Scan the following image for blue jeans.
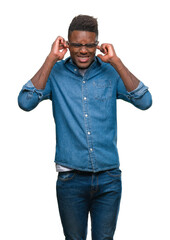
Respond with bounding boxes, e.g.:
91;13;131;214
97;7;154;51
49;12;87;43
56;168;122;240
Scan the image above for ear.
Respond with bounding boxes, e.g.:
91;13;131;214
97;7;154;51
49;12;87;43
66;41;69;47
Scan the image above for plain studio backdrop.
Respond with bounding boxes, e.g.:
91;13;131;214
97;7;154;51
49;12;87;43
0;0;169;239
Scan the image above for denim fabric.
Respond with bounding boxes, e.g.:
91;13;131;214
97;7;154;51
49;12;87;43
18;56;152;172
57;167;122;240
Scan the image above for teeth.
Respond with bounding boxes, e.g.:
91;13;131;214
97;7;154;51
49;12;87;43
78;57;89;63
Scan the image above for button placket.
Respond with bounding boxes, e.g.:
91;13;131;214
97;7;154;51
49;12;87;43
81;76;96;171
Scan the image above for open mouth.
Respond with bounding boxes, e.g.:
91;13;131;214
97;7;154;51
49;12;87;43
77;56;90;63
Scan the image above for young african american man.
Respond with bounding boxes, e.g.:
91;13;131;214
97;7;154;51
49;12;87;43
18;15;152;240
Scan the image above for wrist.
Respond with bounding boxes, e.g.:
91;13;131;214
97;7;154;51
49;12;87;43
47;53;60;64
110;57;124;71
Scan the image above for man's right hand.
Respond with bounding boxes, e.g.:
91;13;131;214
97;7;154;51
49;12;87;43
48;36;69;62
30;36;68;90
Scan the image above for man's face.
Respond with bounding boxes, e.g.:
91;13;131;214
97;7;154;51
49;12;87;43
68;31;98;69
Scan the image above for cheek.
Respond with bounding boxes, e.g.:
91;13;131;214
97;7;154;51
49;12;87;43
69;49;96;59
69;48;78;55
89;51;97;59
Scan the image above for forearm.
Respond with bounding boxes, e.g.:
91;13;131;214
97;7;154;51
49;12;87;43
18;36;68;111
110;57;140;92
31;54;57;89
31;36;68;89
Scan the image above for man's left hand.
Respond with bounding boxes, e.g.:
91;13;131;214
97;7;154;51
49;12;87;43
97;43;119;64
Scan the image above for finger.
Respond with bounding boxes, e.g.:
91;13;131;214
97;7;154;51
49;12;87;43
106;44;114;52
65;41;69;48
97;54;105;61
61;38;66;46
59;45;64;50
60;38;69;49
105;44;116;57
97;46;103;53
56;36;65;46
55;36;63;46
52;37;61;50
100;44;108;54
57;36;65;41
63;40;69;48
97;45;105;54
102;45;109;54
60;48;68;57
59;43;69;50
59;37;64;45
59;37;68;49
103;43;114;53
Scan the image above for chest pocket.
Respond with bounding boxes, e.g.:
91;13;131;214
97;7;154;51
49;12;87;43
93;80;112;101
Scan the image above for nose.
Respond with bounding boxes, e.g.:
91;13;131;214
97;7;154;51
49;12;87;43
79;46;88;54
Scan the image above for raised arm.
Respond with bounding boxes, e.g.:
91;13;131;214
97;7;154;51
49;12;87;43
97;43;152;110
31;36;68;89
18;36;68;111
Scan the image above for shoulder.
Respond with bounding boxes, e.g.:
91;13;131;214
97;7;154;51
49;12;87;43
50;58;66;75
96;57;119;78
53;58;65;68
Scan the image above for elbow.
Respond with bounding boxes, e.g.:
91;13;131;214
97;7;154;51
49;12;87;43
18;100;35;112
139;97;152;110
132;91;152;110
18;91;39;111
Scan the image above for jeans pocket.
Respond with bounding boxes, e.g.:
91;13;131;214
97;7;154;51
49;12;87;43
58;171;76;181
106;168;122;178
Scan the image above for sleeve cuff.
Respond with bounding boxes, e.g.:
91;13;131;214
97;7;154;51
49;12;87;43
127;81;149;99
24;79;35;88
22;80;43;100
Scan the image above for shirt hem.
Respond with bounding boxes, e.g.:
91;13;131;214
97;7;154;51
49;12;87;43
54;160;120;173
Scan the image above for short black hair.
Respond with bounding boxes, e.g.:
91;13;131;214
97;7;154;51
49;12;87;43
68;15;98;40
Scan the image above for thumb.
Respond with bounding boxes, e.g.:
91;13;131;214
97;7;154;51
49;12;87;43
59;48;68;60
62;48;68;56
97;54;105;61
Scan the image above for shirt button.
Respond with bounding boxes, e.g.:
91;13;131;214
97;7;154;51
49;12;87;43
84;97;87;100
87;131;91;135
90;148;93;152
85;114;88;117
83;81;86;83
74;69;77;71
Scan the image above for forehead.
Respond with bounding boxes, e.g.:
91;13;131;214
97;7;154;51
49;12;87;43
69;31;96;42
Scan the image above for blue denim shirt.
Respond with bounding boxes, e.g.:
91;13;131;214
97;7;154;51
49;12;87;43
18;56;152;172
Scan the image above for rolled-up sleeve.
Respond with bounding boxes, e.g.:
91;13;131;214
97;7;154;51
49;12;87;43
117;78;152;110
18;78;52;111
